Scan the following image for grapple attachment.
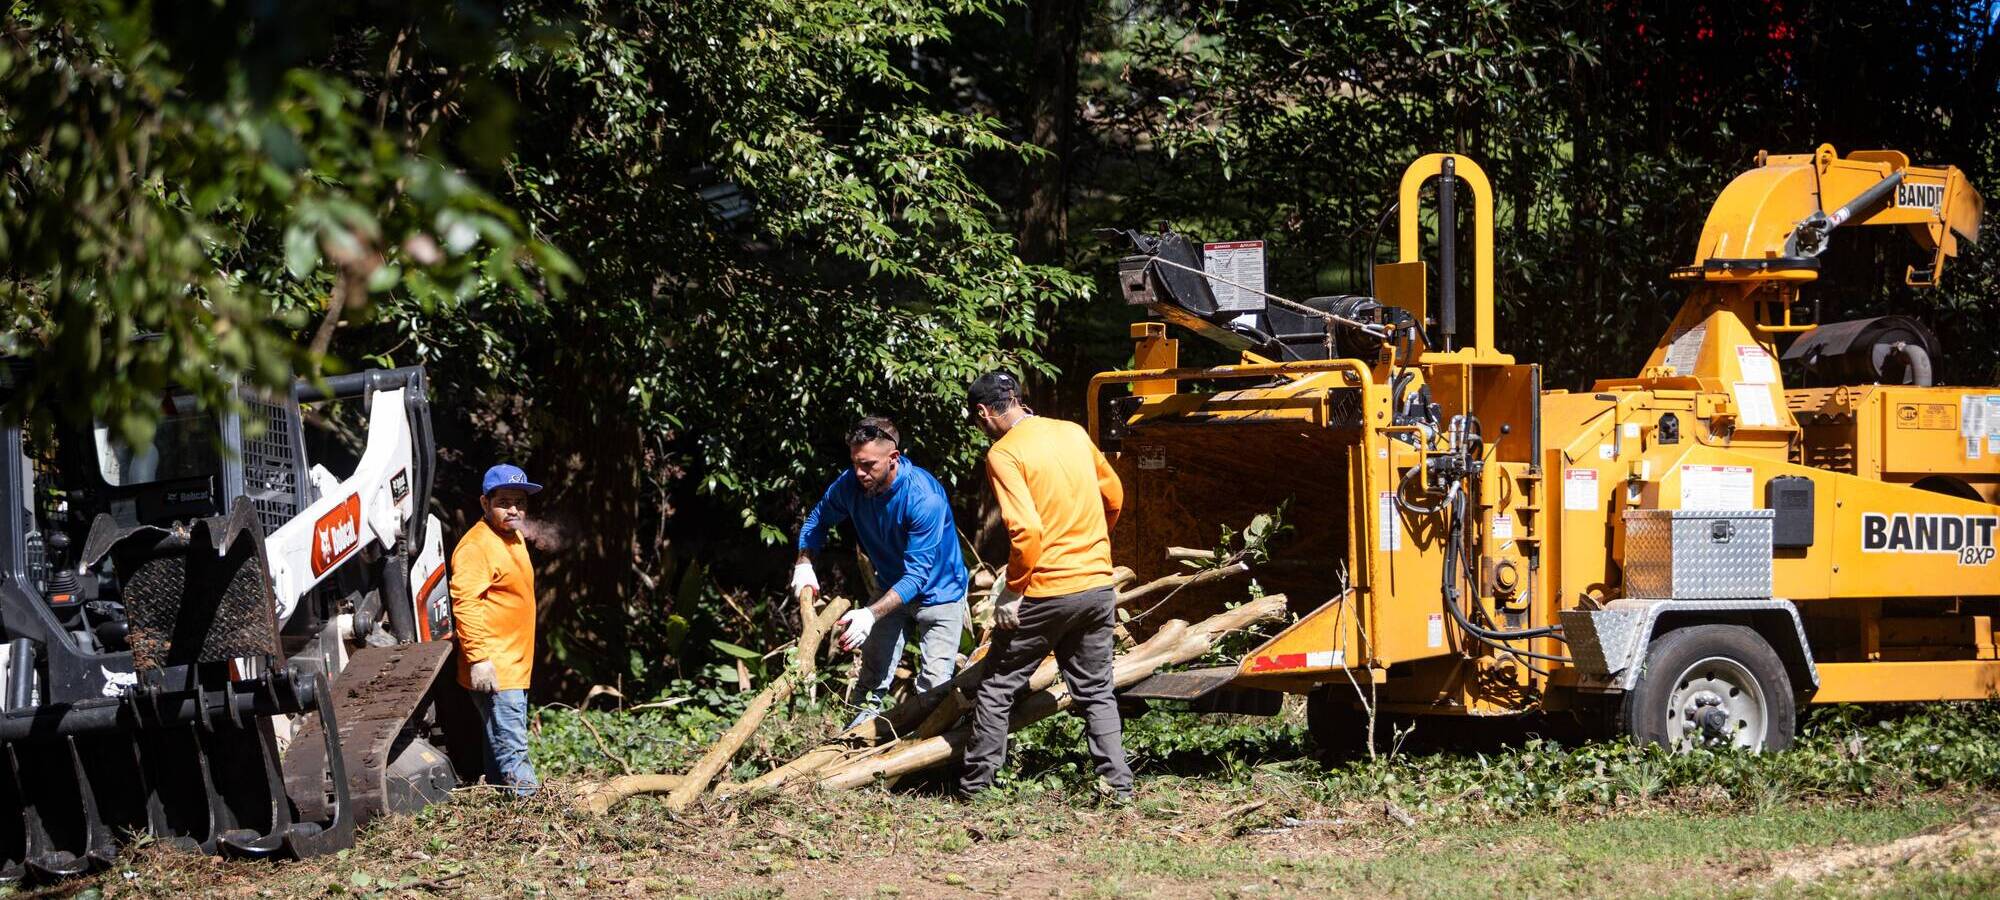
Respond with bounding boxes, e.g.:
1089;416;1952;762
0;499;355;883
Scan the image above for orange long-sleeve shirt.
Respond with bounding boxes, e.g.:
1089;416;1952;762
986;416;1123;598
451;519;537;691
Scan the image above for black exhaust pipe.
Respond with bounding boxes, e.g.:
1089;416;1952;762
1439;156;1458;353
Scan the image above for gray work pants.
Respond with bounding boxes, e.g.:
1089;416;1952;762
958;584;1131;795
847;599;966;729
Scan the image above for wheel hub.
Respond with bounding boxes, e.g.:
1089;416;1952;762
1695;704;1732;738
1664;656;1769;751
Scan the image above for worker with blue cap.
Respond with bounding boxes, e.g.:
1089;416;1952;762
450;463;544;796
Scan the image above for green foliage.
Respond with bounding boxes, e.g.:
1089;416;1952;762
403;0;1093;696
1004;706;1306;789
531;700;735;778
530;687;848;781
0;2;570;445
998;702;2000;821
1071;0;2000;391
1188;501;1292;575
483;0;1091;537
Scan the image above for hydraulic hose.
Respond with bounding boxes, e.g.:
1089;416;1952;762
1393;411;1568;658
1394;462;1452;516
1440;490;1565;644
1435;462;1572;663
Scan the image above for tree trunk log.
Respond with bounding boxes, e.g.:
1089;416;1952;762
730;570;1206;798
813;595;1285;791
1015;0;1085;265
657;595;850;811
723;647;985;798
579;774;684;815
795;586;822;702
1117;561;1249;608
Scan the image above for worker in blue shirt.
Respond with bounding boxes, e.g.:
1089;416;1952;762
794;416;970;727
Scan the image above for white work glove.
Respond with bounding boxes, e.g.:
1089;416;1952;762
993;586;1024;631
791;561;819;595
469;660;499;693
835;607;877;653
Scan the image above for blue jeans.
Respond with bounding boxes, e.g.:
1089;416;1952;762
470;689;540;797
847;600;966;730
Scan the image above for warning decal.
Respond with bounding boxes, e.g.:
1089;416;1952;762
1965;395;1989;460
1734;382;1780;427
1664;323;1706;377
1735;345;1777;384
1564;468;1599;512
1202;240;1267;312
1377;491;1402;551
1680;464;1754;511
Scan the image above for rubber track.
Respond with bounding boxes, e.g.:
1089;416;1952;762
282;642;454;824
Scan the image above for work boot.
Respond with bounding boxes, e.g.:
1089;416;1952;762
1092;776;1133;806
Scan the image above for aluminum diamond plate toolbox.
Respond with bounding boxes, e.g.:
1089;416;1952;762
1624;509;1774;599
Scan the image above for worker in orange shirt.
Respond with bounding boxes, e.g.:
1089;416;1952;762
958;371;1132;801
451;463;542;797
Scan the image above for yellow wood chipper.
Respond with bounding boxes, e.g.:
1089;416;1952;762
1102;145;1997;752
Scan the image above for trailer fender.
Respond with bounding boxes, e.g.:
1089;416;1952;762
1561;599;1817;693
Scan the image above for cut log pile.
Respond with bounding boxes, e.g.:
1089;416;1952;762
577;561;1274;815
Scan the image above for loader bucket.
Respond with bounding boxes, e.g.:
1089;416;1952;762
0;499;353;882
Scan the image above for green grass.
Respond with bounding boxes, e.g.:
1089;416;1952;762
1085;799;1982;897
28;778;2000;898
1358;803;1964;897
1784;865;2000;899
26;702;2000;897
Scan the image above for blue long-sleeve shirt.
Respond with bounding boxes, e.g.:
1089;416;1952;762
798;459;968;608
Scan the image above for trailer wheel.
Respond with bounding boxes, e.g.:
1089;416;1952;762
1620;624;1795;752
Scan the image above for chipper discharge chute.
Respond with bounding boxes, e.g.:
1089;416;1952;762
2;365;475;881
1100;147;1998;755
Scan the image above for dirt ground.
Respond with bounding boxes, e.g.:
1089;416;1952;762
20;779;2000;899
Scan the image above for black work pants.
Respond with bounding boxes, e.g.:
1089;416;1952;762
958;584;1131;795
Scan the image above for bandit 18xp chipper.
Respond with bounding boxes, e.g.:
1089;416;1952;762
1100;146;1996;753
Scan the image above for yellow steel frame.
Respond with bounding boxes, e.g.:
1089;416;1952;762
1395;154;1512;365
1817;662;2000;703
1093;146;1999;719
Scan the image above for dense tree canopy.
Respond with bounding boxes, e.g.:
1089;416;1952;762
0;1;570;444
6;0;1999;698
1042;0;2000;397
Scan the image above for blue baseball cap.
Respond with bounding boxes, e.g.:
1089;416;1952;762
482;463;543;496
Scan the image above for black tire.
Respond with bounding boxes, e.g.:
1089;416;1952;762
1620;624;1795;752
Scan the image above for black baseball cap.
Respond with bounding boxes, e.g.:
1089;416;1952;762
966;370;1022;408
